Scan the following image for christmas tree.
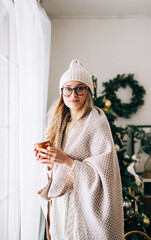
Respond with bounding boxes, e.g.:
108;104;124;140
92;75;150;239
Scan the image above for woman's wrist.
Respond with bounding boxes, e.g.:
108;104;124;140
65;157;74;169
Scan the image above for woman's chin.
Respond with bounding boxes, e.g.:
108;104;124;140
68;103;82;110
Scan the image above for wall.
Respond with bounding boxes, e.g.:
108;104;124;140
48;18;151;127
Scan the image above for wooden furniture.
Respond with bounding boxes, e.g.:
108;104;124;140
142;178;151;237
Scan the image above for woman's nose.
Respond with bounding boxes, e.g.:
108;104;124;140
71;89;78;97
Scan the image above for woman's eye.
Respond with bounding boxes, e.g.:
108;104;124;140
77;87;84;91
65;87;71;91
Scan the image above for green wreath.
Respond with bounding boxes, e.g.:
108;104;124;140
102;74;146;118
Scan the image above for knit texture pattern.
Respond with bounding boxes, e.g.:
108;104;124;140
38;107;124;240
49;191;77;240
66;192;75;239
49;127;78;240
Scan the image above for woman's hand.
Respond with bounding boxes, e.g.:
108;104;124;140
34;147;54;170
37;146;74;169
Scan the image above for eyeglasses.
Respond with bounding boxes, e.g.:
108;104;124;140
61;86;88;96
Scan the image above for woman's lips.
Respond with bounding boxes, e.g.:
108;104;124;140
70;99;80;102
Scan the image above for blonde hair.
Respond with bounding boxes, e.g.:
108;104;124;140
45;90;93;144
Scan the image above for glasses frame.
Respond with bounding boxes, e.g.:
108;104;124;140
61;86;89;96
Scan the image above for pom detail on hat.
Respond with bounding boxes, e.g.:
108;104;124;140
69;59;83;68
59;59;93;94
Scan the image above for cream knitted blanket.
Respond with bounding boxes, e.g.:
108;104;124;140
38;107;124;240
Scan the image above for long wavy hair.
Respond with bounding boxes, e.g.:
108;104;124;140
45;90;93;144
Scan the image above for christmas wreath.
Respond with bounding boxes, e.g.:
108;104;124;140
102;74;146;118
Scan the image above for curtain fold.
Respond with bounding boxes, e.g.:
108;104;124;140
15;1;51;239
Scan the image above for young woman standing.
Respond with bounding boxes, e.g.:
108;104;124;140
36;59;124;240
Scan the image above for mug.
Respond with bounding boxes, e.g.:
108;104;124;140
34;140;53;170
34;140;51;151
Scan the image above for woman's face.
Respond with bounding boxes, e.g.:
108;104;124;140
62;81;88;111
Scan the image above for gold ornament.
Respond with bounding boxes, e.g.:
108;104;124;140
143;215;150;227
102;99;112;113
115;144;120;151
102;107;109;113
105;99;111;107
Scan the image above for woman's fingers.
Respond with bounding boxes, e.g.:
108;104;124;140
38;152;48;158
34;150;38;156
36;147;47;153
36;147;55;154
40;159;54;165
35;145;73;168
34;150;40;160
34;147;55;166
38;151;55;159
35;146;68;165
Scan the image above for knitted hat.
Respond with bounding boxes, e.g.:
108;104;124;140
59;59;93;94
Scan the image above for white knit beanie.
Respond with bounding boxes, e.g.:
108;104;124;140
59;59;93;94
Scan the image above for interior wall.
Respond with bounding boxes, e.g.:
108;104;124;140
48;18;151;127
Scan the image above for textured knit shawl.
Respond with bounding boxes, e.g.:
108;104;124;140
38;107;124;240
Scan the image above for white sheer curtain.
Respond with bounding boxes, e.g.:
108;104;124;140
15;1;51;239
0;0;20;239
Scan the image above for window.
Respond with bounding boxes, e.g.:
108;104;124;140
0;0;20;239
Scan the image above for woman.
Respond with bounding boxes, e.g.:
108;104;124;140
37;59;124;240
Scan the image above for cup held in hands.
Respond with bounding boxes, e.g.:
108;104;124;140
34;140;54;170
34;140;51;151
34;140;52;160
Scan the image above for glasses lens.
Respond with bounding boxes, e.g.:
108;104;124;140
62;86;86;96
75;87;86;96
62;87;72;96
